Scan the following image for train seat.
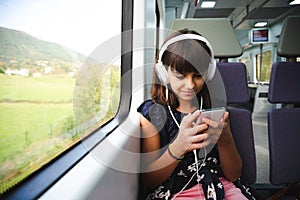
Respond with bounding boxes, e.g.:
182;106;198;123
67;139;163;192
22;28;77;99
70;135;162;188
267;15;300;199
217;62;256;184
267;62;300;199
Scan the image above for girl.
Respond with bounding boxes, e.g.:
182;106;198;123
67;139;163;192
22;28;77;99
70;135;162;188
137;29;254;199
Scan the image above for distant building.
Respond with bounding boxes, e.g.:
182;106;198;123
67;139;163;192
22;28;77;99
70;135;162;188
5;68;29;77
44;67;53;74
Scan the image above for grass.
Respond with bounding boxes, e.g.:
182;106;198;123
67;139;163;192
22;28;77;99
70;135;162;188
0;74;76;194
0;103;73;161
0;74;74;102
0;103;76;193
0;67;120;194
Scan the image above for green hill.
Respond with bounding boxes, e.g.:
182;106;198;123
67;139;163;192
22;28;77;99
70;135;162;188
0;26;86;63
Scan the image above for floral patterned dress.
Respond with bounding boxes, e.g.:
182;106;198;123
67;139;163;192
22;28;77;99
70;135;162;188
137;100;256;200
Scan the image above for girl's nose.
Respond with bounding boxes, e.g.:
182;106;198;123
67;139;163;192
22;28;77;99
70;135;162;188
185;74;195;88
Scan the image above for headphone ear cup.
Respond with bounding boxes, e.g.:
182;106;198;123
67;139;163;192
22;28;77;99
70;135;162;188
206;58;216;81
155;62;169;85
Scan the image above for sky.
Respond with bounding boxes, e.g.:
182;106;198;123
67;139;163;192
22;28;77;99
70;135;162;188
0;0;121;56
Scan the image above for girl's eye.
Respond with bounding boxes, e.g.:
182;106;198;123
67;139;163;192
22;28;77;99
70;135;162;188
176;75;184;79
194;74;202;78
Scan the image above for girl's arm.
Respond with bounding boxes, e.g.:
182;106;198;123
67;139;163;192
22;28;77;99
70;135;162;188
204;112;242;181
140;111;209;188
217;131;242;181
140;115;180;188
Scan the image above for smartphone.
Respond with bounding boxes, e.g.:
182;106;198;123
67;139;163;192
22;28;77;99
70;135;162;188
195;107;226;125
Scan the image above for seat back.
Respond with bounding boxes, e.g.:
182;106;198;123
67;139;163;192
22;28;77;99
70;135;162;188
267;15;300;185
217;62;256;184
268;62;300;185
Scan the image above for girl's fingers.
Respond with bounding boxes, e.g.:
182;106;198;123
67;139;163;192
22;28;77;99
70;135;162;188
202;117;219;128
190;137;211;150
181;110;201;128
192;133;208;143
184;124;208;136
222;111;229;122
196;124;208;134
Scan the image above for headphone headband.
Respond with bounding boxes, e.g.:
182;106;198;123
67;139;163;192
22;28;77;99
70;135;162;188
158;34;215;63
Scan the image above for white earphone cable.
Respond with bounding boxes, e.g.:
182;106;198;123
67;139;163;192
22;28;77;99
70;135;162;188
166;87;206;199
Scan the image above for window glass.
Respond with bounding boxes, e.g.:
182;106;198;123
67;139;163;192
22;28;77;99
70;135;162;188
255;50;272;82
0;0;121;194
239;57;250;81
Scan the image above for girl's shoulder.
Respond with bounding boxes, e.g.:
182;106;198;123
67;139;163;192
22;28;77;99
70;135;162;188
137;99;167;123
137;99;154;112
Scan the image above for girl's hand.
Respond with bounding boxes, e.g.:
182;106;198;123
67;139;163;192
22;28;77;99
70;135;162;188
202;111;230;145
170;110;210;157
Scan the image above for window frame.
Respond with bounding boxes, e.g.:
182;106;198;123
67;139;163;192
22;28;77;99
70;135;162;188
2;0;133;199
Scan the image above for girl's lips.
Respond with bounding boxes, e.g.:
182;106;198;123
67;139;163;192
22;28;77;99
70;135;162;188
181;90;195;95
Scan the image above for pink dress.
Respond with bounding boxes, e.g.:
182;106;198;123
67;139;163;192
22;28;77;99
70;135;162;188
172;178;248;200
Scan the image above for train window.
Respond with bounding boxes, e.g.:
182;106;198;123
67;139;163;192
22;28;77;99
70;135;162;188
239;57;250;81
255;50;272;82
0;0;121;195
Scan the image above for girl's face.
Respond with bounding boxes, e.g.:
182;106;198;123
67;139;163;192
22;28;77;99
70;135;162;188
168;67;205;104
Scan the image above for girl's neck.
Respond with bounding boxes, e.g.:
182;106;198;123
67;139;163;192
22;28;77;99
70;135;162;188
177;101;197;114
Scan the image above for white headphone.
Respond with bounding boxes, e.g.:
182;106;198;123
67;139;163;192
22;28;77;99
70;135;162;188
155;33;216;85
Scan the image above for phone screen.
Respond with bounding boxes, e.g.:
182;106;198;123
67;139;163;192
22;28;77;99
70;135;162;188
195;107;226;125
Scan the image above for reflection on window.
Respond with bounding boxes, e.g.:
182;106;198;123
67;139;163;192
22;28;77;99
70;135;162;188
73;60;121;136
0;0;121;194
239;57;250;81
255;50;272;82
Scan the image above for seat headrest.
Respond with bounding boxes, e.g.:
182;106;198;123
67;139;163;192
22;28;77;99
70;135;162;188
268;62;300;104
217;62;250;104
169;18;242;58
277;16;300;57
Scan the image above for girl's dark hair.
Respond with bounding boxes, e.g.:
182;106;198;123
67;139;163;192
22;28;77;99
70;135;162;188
151;29;212;109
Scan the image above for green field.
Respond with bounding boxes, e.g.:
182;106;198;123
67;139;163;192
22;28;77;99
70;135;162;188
0;64;120;194
0;74;76;194
0;74;74;102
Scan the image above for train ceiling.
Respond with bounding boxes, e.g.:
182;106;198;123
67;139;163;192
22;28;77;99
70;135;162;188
164;0;300;30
